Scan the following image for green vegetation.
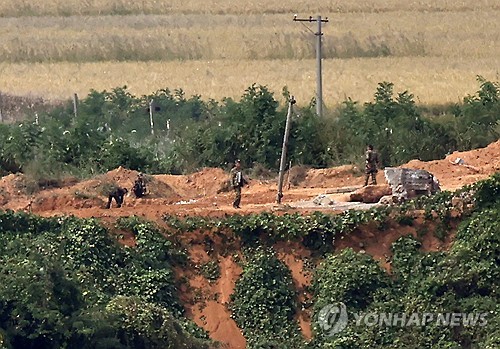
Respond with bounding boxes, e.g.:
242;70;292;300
310;174;500;348
0;213;209;349
1;78;498;184
231;247;303;348
162;208;391;254
0;73;499;347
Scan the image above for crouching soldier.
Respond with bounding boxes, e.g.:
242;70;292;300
106;187;128;209
132;173;147;198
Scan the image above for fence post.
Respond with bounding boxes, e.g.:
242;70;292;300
149;99;155;136
73;93;78;118
0;93;3;122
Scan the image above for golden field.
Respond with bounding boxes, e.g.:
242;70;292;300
1;0;499;16
0;0;499;107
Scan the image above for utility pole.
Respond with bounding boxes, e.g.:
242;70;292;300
276;96;296;204
293;15;329;117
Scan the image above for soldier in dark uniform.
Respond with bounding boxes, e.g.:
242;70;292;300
106;187;128;209
364;144;380;186
229;159;247;209
132;173;147;198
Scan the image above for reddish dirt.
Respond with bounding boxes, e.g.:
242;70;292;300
334;216;457;272
274;241;314;339
404;140;500;191
349;184;392;203
299;165;360;188
1;140;497;217
174;229;246;349
1;140;499;348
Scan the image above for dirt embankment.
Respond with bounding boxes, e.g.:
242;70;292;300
112;214;460;348
173;229;246;349
404;140;500;190
1;140;498;217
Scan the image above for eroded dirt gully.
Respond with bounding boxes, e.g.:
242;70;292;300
118;214;457;349
0;140;498;348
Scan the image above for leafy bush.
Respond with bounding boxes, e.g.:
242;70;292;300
313;248;390;311
470;172;500;209
0;211;208;348
105;296;210;349
231;247;304;348
452;76;500;150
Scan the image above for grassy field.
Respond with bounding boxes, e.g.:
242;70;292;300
1;0;499;16
0;1;499;107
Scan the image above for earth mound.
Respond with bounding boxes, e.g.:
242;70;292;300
72;166;181;202
300;165;361;188
403;140;500;190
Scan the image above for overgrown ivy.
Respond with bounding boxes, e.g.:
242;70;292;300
230;247;304;348
0;173;499;348
0;211;209;349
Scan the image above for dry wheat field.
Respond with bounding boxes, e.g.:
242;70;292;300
0;0;499;107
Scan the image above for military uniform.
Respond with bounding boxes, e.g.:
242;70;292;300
230;162;247;208
364;148;380;186
132;174;147;198
106;187;128;208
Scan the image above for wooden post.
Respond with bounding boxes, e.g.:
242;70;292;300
73;93;78;118
276;96;296;204
149;99;155;136
286;160;292;190
0;93;3;123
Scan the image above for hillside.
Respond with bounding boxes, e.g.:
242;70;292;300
0;140;499;348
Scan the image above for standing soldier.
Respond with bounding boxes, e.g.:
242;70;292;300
230;159;248;209
364;144;380;186
106;186;128;209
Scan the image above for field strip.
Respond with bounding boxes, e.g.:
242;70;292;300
1;0;499;17
1;57;499;106
0;11;498;63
